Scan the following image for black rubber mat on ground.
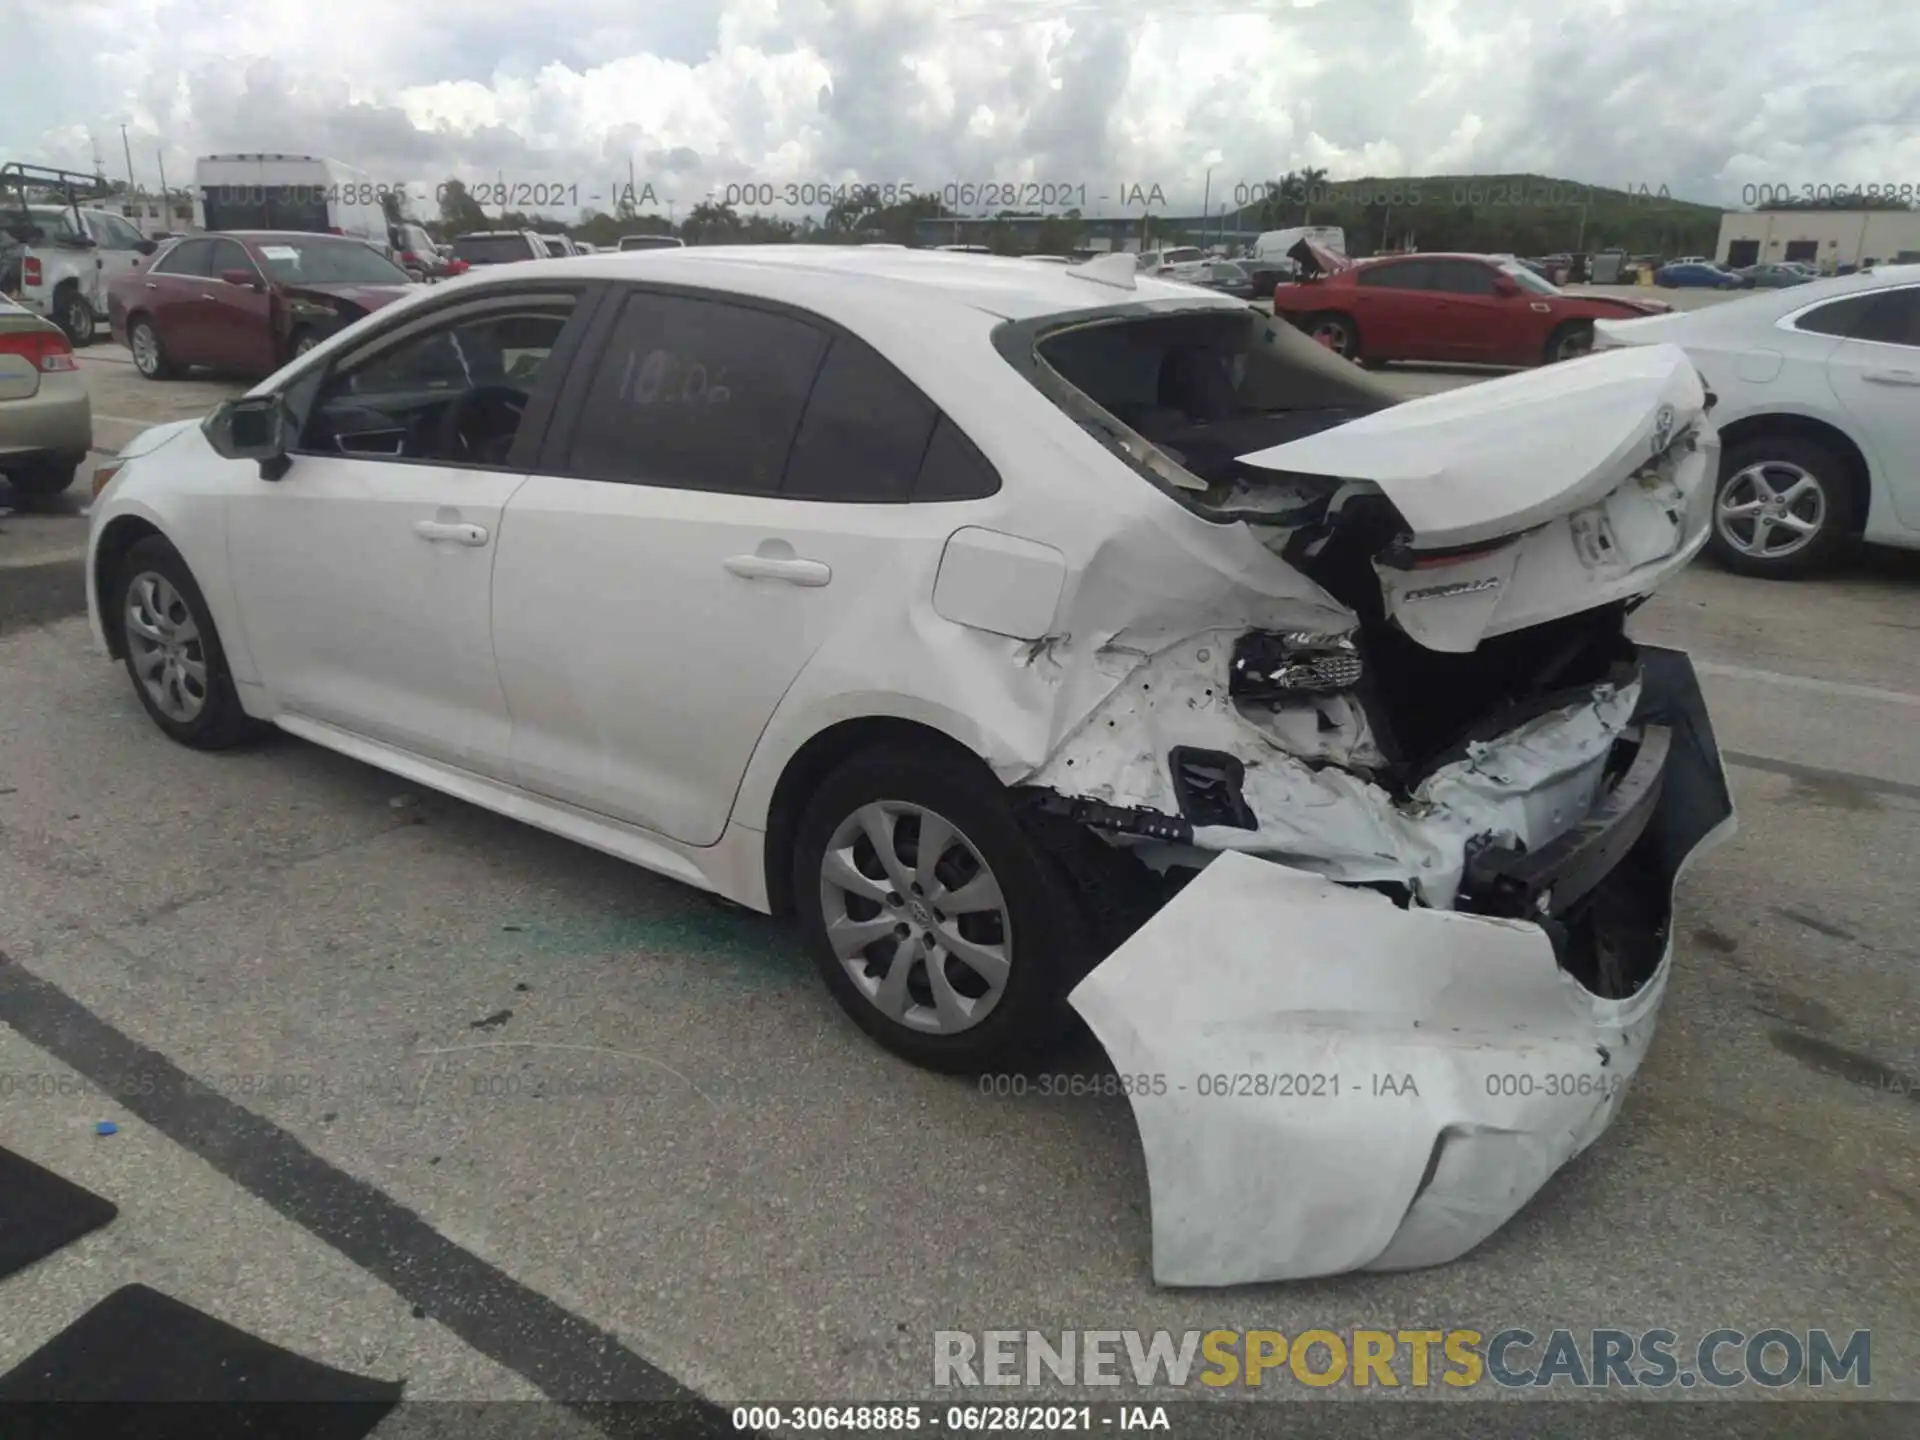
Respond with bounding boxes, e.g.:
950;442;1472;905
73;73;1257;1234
0;1146;118;1281
0;1283;403;1438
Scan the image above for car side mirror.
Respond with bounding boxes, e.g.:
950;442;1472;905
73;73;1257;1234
206;396;293;476
221;268;262;291
1493;275;1521;297
135;239;158;256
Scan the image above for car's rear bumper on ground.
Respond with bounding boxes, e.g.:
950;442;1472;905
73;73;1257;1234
1069;647;1734;1286
0;373;91;464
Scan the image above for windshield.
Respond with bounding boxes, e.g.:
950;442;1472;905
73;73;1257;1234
253;238;409;285
1500;262;1561;296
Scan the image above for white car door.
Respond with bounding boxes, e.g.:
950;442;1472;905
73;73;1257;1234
225;286;592;777
1822;283;1920;529
491;287;998;847
82;210;150;314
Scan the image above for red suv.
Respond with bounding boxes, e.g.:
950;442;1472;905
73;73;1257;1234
108;231;417;380
1270;250;1670;367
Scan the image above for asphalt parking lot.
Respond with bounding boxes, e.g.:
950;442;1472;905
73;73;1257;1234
2;302;1917;1433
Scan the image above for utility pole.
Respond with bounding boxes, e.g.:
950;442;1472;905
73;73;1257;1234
156;148;171;235
120;124;136;193
1201;165;1212;250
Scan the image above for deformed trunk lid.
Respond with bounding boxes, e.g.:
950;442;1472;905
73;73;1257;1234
1234;342;1706;549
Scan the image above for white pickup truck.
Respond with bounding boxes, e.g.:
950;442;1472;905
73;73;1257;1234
1;165;161;346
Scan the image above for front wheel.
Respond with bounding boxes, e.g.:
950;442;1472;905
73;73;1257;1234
289;327;322;361
1707;436;1854;578
111;537;268;748
793;746;1092;1073
1544;321;1594;363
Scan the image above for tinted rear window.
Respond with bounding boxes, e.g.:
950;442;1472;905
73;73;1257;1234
781;336;938;502
453;234;537;264
618;235;682;251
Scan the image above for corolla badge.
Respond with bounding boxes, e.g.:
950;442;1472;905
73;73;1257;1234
1400;576;1504;603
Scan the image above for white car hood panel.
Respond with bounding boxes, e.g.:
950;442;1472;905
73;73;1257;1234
114;417;201;462
1235;343;1708;548
1068;649;1735;1285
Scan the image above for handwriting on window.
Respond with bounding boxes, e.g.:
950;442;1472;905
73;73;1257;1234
619;347;733;408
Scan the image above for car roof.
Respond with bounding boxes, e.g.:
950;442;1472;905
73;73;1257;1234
424;244;1250;323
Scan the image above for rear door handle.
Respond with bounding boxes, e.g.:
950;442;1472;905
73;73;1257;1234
1863;368;1920;386
413;519;490;546
723;554;831;586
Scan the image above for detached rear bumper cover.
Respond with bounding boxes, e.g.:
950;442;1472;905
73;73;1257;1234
1068;648;1734;1286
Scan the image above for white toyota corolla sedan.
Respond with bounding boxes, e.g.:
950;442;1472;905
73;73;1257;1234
1595;263;1920;577
88;245;1735;1285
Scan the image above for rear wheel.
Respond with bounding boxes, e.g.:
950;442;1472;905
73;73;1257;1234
129;316;177;380
1544;320;1594;363
289;326;322;360
111;537;267;748
4;460;80;497
793;745;1092;1074
1305;312;1360;361
1707;435;1854;578
54;286;95;347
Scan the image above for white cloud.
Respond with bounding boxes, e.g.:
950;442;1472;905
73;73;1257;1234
2;0;1915;219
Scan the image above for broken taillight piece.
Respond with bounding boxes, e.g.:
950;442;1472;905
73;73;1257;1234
1230;631;1363;700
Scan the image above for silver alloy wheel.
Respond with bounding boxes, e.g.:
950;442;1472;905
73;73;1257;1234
1717;461;1827;559
131;322;160;375
818;801;1013;1035
293;332;318;355
124;572;209;723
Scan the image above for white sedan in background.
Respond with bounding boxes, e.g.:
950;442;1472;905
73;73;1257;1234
86;246;1733;1286
1595;264;1920;577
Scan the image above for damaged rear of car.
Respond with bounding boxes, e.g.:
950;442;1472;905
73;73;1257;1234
989;295;1735;1284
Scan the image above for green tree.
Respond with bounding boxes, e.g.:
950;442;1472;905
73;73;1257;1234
437;179;487;234
682;200;741;244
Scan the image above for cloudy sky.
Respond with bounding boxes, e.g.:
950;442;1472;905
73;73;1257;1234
3;0;1916;221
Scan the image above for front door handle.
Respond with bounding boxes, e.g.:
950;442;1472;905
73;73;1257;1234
723;553;831;586
1863;368;1920;386
414;519;490;546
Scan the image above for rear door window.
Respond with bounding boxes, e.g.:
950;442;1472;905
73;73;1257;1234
780;335;938;502
153;238;215;277
563;290;829;494
1358;260;1433;290
1426;259;1499;295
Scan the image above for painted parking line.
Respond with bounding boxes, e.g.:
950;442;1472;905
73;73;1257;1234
1694;661;1920;710
0;948;732;1436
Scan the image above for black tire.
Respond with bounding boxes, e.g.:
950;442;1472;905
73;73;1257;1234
55;285;96;347
1544;320;1594;364
110;536;268;749
4;460;80;496
128;316;177;380
1304;311;1360;361
792;744;1094;1074
1706;435;1855;579
289;326;321;361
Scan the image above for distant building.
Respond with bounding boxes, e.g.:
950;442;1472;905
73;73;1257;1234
108;191;195;238
1715;209;1920;272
